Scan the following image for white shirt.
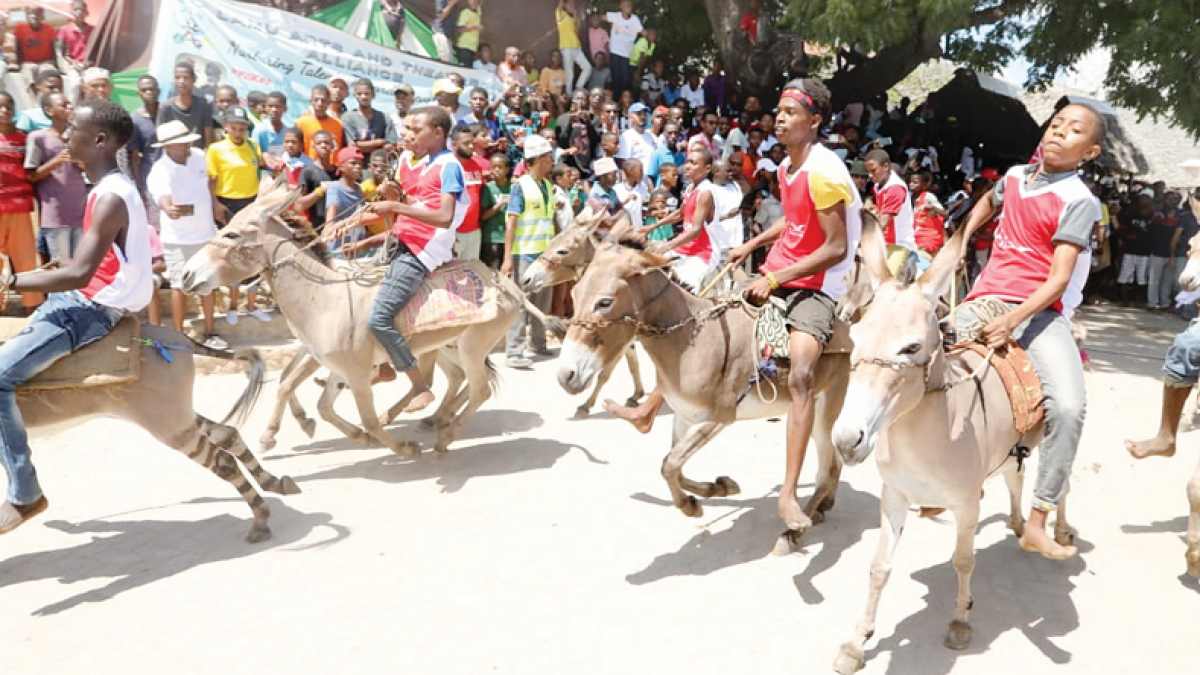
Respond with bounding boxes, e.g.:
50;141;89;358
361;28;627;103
617;127;656;167
906;145;938;169
760;134;778;153
710;180;745;250
755;194;784;230
680;84;705;109
147;149;218;245
606;12;644;57
614;179;648;229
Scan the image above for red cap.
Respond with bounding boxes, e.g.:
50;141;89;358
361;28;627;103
335;147;364;165
981;168;1001;181
654;106;669;115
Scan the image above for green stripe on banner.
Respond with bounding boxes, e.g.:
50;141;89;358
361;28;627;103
402;8;440;61
111;68;149;113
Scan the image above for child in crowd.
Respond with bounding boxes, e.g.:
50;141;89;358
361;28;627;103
479;152;512;269
0;90;42;310
280;128;312;187
324;147;366;256
586;51;611;91
473;43;496;73
455;0;483;66
587;13;609;64
644;188;679;241
252;91;288;171
361;149;390;198
295;129;338;228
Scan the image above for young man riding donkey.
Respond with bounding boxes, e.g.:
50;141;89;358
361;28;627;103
601;78;862;535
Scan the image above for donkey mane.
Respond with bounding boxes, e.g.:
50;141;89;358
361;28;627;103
274;209;329;262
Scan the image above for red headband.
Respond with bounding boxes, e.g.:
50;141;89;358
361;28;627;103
781;87;819;115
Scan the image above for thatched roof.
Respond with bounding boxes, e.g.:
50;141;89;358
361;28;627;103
1023;85;1200;188
931;69;1042;164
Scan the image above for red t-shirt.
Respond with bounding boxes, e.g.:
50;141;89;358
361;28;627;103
0;130;33;213
13;23;56;63
57;22;93;62
739;12;759;42
912;191;945;253
675;180;715;261
457;154;484;234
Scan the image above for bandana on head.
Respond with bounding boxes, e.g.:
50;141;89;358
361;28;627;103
781;87;820;116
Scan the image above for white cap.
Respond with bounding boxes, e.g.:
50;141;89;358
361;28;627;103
82;67;111;84
523;134;553;160
756;158;779;174
593;157;618;176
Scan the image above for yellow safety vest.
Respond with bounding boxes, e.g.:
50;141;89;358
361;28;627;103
512;174;556;256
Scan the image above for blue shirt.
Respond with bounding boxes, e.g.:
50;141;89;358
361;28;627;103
588;183;619;214
15;108;50;133
662;84;681;106
325;182;366;251
252;122;287;158
647;142;684;182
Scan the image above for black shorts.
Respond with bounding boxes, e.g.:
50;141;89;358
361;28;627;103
217;196;256;227
772;287;837;346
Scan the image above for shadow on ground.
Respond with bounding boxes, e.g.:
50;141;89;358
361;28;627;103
1077;304;1183;378
625;482;879;588
0;500;344;616
852;526;1091;675
291;437;589;493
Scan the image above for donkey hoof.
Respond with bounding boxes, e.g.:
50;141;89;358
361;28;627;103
944;620;972;650
833;643;865;674
1055;528;1076;547
818;495;836;514
279;476;302;495
300;418;317;438
392;441;419;457
772;531;797;556
623;396;642;408
420;415;438;429
714;476;740;497
680;495;703;518
1186;552;1200;578
245;525;273;544
573;405;591;420
1010;517;1026;537
810;510;826;525
259;436;277;452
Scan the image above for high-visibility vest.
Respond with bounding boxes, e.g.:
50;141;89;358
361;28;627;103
512;174;556;256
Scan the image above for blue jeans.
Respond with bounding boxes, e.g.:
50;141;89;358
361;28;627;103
956;304;1086;510
1164;319;1200;386
369;250;429;372
610;53;631;96
0;291;125;505
43;227;83;262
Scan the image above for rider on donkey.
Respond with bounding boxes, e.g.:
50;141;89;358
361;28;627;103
957;103;1107;559
1;100;153;534
609;78;862;532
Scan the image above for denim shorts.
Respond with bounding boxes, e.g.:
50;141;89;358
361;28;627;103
1164;319;1200;386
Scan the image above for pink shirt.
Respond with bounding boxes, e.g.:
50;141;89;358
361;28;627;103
589;27;609;59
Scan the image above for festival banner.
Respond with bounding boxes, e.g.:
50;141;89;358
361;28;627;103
148;0;502;125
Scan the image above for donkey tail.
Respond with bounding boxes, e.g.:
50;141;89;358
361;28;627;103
189;345;266;427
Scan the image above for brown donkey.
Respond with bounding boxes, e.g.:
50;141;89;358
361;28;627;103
557;243;850;549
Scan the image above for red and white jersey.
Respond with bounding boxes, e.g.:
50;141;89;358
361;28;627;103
873;171;915;250
394;149;428;189
81;172;154;311
457;154;485;234
761;144;862;301
674;179;717;263
967;164;1098;312
390;150;468;271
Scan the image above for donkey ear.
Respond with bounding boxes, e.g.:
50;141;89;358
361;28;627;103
258;172;286;199
918;223;969;303
858;210;893;289
625;250;673;276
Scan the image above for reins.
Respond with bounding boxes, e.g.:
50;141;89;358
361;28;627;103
567;270;743;337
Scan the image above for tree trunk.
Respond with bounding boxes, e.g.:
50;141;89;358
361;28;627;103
825;34;943;108
704;0;800;102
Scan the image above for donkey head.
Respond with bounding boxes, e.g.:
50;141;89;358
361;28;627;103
520;207;605;292
182;178;302;294
557;243;672;395
832;217;967;466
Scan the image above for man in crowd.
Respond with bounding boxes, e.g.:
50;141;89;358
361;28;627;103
26;91;85;261
296;85;343;159
501;134;556;369
157;63;216;148
342;78;391;156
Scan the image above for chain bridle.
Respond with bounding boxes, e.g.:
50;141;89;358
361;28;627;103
850;344;993;394
567;270;742;338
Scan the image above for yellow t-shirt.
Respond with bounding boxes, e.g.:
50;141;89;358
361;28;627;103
206;138;262;200
555;8;581;50
456;8;482;51
539;67;567;96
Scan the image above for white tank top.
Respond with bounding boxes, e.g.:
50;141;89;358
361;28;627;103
80;172;154;311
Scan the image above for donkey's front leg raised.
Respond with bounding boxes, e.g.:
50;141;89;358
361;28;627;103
661;418;730;518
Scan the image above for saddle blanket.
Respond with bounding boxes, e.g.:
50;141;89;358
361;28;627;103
399;261;502;335
953;342;1045;434
0;316;141;391
753;296;853;360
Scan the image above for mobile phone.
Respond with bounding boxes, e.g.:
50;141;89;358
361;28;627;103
177;204;195;216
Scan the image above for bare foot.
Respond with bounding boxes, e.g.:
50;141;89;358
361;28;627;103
1125;436;1176;459
372;363;397;385
403;390;436;414
779;496;812;532
1019;526;1078;560
603;393;663;434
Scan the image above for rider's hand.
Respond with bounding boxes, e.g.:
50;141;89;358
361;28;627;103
981;315;1015;349
500;256;514;278
367;201;402;216
744;276;772;305
726;244;751;269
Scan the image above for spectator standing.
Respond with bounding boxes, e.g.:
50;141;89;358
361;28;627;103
455;0;483;67
480;153;512;269
679;72;705;109
586;51;611;91
473;43;497;73
647;122;683;185
1117;192;1154;301
296;85;344;159
497;46;528;87
433;0;460;62
252;91;288;172
589;156;620;213
0;11;18;72
387;83;415;144
206;106;269;324
80;67;113;102
614;157;647;228
502;134;556;368
617;102;654;168
278;128;311;187
25;92;85;261
451;124;484;260
587;12;609;63
12;6;54;83
127;75;162;197
295;130;337;227
523;51;540;85
629;27;656;82
15;67;61;133
710;158;746;259
381;0;406;41
908;169;946;254
604;1;643;97
145;121;224;348
865;148;915;251
341;78;391;156
703;62;727;113
640;58;666;107
539;50;568;99
0;91;42;309
327;77;349;119
555;1;591;95
324;147;367;256
157;63;216;148
1147;200;1182;310
56;0;91;74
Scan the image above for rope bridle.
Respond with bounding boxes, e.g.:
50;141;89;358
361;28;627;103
567;270;743;338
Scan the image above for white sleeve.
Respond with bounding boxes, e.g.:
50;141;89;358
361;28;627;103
146;160;169;202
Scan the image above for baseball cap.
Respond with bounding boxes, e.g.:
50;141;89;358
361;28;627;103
756;158;779;174
335;147;364;165
220;106;252;126
395;83;415;95
980;168;1001;181
849;159;868;177
628;102;649;115
523;134;553;160
432;78;463;97
593;157;618;176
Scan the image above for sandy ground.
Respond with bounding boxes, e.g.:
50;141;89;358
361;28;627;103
2;304;1199;674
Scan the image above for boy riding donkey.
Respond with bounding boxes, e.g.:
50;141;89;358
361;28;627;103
1;100;154;534
956;103;1107;559
607;78;862;533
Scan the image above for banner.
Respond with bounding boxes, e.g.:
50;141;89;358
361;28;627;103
148;0;501;125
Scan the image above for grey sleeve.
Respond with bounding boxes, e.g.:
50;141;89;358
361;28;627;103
23;135;42;169
1053;197;1098;248
991;174;1006;207
341;114;363;143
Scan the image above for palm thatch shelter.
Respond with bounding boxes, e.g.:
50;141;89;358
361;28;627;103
927;69;1042;167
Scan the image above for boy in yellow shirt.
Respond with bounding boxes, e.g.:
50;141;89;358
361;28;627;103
455;0;483;67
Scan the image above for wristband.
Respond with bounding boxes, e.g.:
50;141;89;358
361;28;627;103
766;272;779;290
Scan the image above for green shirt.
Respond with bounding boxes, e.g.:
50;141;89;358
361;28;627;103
630;37;656;68
481;180;512;244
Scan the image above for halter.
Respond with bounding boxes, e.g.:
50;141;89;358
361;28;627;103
850;344;994;393
567;270;742;337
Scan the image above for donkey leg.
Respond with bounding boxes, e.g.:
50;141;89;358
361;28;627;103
834;486;910;675
313;374;368;442
661;419;728;517
945;500;981;650
1002;458;1026;537
434;352;494;453
261;352;321;451
623;345;645;407
578;361;617;419
1186;455;1200;577
349;381;416;457
202;418;301;497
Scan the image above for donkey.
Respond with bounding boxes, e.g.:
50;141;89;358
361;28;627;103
183;183;532;455
828;221;1072;672
7;329;297;543
520;211;645;418
557;243;850;549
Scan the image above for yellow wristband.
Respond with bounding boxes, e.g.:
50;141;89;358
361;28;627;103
315;184;326;197
766;272;779;290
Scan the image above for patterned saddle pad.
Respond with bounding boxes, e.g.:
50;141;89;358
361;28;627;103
0;316;141;391
753;297;852;360
397;260;503;335
953;342;1045;434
